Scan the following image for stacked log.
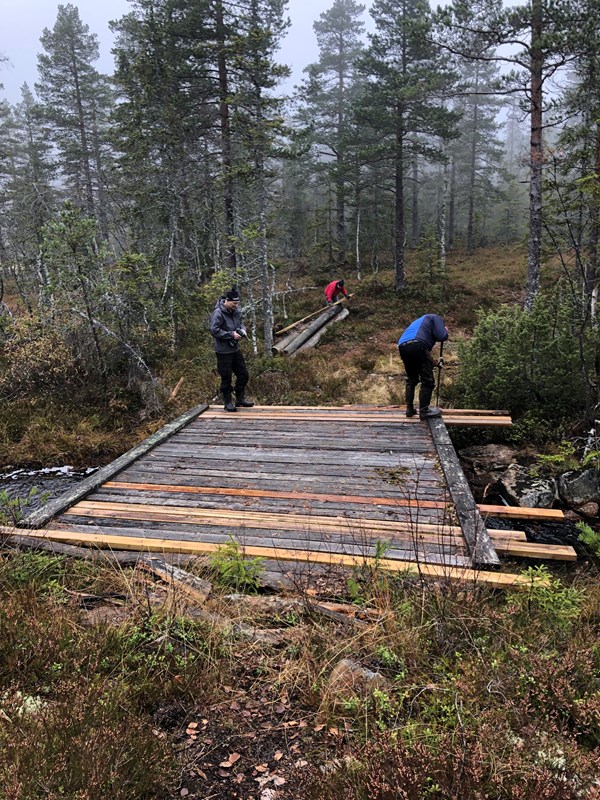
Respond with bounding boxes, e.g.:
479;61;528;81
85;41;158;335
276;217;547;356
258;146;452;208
272;303;345;356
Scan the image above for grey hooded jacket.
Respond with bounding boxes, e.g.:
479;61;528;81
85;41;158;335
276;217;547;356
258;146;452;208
210;298;245;353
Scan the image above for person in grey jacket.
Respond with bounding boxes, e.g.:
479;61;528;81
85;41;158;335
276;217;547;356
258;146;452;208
398;314;448;420
209;287;254;412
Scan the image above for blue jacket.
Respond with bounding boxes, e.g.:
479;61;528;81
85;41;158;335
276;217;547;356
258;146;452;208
398;314;448;351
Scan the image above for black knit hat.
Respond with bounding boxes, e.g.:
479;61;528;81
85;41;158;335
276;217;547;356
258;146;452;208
225;287;240;301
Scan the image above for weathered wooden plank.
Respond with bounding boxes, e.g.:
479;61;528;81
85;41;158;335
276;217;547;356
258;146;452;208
8;527;549;588
20;404;210;529
113;469;449;498
141;457;443;481
151;444;434;468
104;481;451;511
428;416;499;566
172;434;436;454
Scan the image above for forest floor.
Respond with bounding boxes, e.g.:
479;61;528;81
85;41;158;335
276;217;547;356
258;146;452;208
2;248;599;799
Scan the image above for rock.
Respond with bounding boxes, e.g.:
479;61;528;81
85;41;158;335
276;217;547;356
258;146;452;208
498;463;557;508
576;501;599;518
563;510;582;522
325;658;389;709
459;445;519;500
459;444;518;474
557;469;600;507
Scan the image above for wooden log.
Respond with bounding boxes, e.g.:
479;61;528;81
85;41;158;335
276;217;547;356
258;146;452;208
137;556;212;604
281;304;343;355
7;527;550;588
290;308;350;356
428;416;499;566
271;326;308;355
273;294;353;337
20;403;210;529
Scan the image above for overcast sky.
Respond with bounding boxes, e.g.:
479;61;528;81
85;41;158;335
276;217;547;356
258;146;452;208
0;0;373;104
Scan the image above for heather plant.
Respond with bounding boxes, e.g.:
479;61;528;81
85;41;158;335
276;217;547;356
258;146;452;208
505;565;585;632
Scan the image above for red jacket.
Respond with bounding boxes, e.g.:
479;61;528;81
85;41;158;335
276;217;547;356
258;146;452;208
324;280;348;303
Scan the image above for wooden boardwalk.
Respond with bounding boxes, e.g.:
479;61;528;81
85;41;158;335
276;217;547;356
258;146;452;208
20;404;509;571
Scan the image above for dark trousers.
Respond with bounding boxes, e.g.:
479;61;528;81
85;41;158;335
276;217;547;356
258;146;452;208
216;351;249;400
398;342;435;409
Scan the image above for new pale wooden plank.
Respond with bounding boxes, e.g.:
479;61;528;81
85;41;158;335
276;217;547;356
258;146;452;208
479;504;565;521
6;527;548;588
493;540;577;561
67;501;466;538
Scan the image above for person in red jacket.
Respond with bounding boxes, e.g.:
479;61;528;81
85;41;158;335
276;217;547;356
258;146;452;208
324;279;349;305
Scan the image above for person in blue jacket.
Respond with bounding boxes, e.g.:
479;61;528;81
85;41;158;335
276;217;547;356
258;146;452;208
398;314;448;420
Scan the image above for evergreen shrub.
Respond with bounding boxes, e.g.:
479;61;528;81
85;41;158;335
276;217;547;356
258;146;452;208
457;290;593;422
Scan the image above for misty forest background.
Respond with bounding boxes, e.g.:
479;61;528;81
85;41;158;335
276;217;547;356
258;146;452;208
1;0;600;459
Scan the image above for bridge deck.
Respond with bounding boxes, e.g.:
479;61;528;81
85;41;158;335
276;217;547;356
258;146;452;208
45;405;500;568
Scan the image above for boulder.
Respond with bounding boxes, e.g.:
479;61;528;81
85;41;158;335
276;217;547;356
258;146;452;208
324;658;389;709
556;469;600;507
459;445;519;500
459;444;518;475
498;463;557;508
576;501;599;518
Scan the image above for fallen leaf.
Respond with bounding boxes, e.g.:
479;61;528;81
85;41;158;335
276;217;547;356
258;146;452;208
254;763;269;773
273;751;283;761
219;752;241;768
218;769;230;777
197;770;207;780
328;726;340;736
295;759;308;768
273;703;286;714
187;721;199;730
273;776;286;786
180;789;189;797
230;700;241;711
314;724;325;732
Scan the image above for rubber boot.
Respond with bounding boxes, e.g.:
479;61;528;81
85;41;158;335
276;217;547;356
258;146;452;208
405;384;417;418
235;393;254;408
419;406;442;420
224;394;237;412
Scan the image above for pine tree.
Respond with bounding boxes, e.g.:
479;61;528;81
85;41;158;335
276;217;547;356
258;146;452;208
299;0;366;266
36;4;113;227
357;0;458;290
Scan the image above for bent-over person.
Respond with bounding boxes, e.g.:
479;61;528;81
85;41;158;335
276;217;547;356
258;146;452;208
209;287;254;412
324;279;348;305
398;314;448;420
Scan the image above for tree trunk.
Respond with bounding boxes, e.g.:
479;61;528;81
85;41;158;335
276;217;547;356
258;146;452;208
411;150;419;247
215;0;237;273
394;104;406;290
525;0;544;311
